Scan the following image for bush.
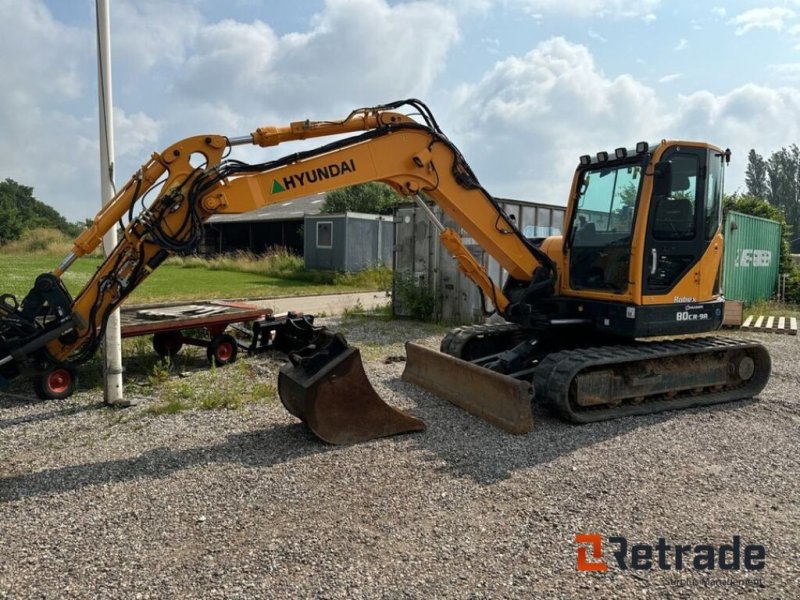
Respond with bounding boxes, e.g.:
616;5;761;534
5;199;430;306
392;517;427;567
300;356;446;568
393;273;435;321
322;182;411;215
166;248;303;277
783;271;800;303
1;228;75;255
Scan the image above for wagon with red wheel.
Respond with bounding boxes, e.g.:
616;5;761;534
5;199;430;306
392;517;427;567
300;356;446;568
24;300;314;400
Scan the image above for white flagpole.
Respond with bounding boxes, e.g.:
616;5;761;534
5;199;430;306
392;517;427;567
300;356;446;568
96;0;124;405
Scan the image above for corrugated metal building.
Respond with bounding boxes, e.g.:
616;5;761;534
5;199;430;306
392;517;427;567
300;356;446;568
199;193;326;255
722;211;781;303
304;212;394;271
393;199;566;323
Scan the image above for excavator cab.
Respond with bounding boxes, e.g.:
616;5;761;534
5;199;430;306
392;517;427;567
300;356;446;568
560;141;727;338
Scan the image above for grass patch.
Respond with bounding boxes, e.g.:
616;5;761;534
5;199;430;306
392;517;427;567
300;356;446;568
165;248;304;277
145;360;277;415
146;396;190;415
0;228;95;257
744;300;800;319
168;250;392;291
0;250;391;303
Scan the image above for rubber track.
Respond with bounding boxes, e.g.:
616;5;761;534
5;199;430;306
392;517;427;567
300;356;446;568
440;322;524;357
532;336;771;423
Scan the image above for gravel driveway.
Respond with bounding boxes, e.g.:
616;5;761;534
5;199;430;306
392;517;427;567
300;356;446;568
1;317;798;598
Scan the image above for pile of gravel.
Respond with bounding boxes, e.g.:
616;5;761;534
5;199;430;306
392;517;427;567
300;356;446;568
1;319;797;598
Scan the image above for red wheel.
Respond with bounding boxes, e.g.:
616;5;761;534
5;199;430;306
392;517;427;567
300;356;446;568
207;334;238;366
33;365;77;400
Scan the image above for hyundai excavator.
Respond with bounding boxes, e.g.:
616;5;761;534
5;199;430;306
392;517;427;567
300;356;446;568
0;99;770;444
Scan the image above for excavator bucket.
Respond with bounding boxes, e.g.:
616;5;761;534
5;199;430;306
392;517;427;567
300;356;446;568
278;333;425;445
401;342;534;434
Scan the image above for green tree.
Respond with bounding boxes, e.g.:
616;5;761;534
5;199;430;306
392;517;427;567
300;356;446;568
321;182;410;215
765;145;800;228
75;218;95;230
0;178;81;241
0;197;23;242
745;149;769;199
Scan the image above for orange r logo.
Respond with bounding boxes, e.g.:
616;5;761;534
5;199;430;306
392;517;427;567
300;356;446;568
576;534;608;572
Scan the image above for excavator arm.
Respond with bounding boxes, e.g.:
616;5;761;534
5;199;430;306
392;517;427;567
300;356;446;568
28;100;551;364
0;99;551;442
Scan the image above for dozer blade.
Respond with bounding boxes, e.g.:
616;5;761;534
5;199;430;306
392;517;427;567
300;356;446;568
278;345;425;445
402;342;534;434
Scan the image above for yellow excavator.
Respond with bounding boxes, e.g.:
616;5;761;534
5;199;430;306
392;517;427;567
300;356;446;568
0;99;770;443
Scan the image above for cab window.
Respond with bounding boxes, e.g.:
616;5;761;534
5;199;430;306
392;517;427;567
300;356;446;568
652;154;698;241
705;155;722;240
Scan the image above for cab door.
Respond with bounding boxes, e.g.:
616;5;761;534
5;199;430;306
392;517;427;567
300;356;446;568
564;162;642;300
642;146;708;302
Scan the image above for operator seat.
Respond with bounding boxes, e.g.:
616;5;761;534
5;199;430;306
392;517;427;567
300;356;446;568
573;221;596;245
653;197;694;240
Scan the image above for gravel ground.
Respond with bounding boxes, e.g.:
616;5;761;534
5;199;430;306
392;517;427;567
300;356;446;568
0;317;798;599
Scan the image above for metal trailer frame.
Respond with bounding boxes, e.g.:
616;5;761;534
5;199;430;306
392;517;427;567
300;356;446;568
21;301;315;401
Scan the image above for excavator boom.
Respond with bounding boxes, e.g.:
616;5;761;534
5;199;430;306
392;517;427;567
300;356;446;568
0;100;548;442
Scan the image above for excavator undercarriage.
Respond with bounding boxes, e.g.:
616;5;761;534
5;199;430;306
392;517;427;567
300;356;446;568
403;322;771;430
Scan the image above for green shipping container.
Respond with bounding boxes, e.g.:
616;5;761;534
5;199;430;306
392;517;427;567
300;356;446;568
722;211;781;303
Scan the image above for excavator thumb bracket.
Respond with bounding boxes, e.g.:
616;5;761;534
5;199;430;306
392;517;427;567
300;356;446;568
401;342;534;434
278;334;425;445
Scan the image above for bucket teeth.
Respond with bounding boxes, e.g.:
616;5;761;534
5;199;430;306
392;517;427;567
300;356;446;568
402;342;534;434
278;345;425;445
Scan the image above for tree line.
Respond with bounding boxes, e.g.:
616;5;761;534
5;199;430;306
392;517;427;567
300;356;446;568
743;146;800;251
0;179;82;243
735;146;800;301
321;182;410;215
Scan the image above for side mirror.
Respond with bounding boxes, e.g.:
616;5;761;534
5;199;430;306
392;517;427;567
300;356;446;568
653;161;672;197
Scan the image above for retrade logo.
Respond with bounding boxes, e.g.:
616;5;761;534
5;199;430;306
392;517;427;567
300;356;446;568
575;535;765;572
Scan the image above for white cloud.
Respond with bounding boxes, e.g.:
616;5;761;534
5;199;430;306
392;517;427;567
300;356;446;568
3;0;798;224
712;7;726;18
447;38;800;201
113;109;162;159
658;73;682;84
113;0;205;73
0;1;87;103
432;0;494;14
448;38;661;203
482;37;501;53
769;62;800;81
0;0;99;220
176;0;460;117
670;85;800;168
0;0;462;220
588;29;608;43
511;0;660;19
728;7;796;36
674;38;688;51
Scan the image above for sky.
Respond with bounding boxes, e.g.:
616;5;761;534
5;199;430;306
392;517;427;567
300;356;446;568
3;0;800;221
